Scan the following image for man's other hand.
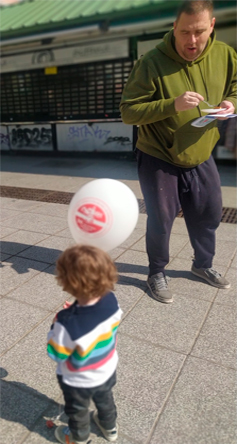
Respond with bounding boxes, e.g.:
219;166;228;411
215;100;235;120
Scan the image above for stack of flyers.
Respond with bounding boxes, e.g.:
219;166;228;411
191;114;237;127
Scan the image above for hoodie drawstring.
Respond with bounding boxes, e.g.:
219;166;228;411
198;64;209;103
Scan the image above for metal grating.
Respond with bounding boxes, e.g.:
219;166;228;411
0;186;73;204
176;208;237;224
0;58;133;123
1;186;236;224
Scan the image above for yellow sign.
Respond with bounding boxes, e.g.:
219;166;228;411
45;67;58;75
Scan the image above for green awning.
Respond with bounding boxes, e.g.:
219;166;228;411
0;0;235;41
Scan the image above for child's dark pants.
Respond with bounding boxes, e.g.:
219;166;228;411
57;371;117;441
137;150;222;276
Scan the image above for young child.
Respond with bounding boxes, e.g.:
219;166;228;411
47;244;122;444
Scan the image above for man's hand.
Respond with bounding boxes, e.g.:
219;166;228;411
175;92;204;112
215;100;235;120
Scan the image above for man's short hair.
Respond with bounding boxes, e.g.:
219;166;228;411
176;0;214;21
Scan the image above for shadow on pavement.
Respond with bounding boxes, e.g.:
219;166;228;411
1;241;195;285
0;367;117;443
0;241;60;274
0;368;58;443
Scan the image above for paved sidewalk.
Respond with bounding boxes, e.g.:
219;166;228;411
0;154;236;444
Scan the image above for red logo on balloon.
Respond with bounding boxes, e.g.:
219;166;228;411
75;199;112;236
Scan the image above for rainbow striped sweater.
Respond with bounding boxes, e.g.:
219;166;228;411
47;292;122;388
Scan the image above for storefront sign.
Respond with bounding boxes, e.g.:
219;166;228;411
1;39;129;73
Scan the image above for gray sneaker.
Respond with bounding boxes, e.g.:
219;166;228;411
55;425;91;444
191;264;231;289
147;272;173;303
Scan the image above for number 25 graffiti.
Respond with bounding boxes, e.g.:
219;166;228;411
11;127;52;148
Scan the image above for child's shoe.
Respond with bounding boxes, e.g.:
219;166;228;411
55;425;91;444
93;411;118;442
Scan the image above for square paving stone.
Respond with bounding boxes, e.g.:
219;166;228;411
1;317;63;401
0;230;50;255
150;357;237;444
191;303;236;368
134;213;147;230
18;236;75;264
129;236;145;253
177;238;236;268
115;250;149;287
120;179;143;199
166;257;220;301
221;187;237;208
119;228;145;250
0;252;12;262
113;334;185;443
1;172;63;189
115;282;145;317
0;379;52;444
108;246;126;260
7;265;72;312
51;226;74;239
44;176;90;192
131;233;189;258
230;251;236;269
214;267;237;306
29;202;69;219
0;256;49;295
119;292;211;354
1;212;68;235
0;225;18;239
215;222;237;242
171;218;189;235
22;401;66;444
1;197;19;208
0;208;23;222
0;298;49;354
1;197;42;211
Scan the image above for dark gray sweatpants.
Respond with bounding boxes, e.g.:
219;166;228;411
57;372;117;441
137;150;222;276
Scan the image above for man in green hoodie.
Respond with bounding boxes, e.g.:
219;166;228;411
120;0;236;303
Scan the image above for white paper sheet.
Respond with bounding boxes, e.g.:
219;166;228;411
191;115;237;127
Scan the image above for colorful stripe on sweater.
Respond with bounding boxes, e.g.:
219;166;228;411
47;292;122;387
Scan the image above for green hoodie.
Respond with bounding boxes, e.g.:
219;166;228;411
120;30;237;167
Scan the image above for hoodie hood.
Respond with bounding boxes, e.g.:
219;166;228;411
157;28;216;65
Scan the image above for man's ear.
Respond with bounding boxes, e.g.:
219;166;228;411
210;17;215;34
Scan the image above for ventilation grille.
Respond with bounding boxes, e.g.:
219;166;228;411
1;58;133;122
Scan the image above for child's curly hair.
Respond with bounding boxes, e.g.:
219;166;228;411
56;245;118;304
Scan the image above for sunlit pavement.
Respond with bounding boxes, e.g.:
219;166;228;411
0;153;236;444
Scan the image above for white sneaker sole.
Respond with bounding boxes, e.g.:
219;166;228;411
93;412;118;442
147;281;173;303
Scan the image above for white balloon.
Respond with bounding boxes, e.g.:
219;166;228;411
68;179;139;251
